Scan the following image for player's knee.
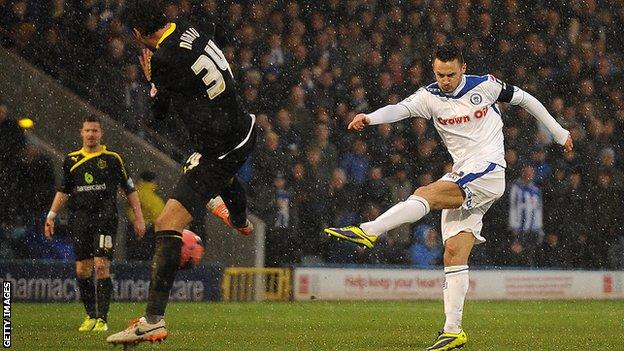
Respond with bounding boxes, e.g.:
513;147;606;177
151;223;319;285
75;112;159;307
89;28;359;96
154;215;166;231
76;267;92;279
413;186;427;197
444;235;472;265
154;209;188;232
154;214;177;231
75;260;93;278
444;239;462;259
94;261;110;278
414;185;436;208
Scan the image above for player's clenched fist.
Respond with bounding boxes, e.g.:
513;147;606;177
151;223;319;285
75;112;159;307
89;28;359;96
348;113;370;131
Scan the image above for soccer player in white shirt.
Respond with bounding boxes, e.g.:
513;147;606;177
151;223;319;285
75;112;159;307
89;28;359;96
324;44;573;351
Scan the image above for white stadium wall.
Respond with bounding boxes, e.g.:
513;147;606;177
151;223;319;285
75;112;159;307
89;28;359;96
293;268;624;301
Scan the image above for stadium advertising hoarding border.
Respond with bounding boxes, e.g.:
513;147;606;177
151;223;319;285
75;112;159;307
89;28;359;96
0;260;222;302
294;267;624;301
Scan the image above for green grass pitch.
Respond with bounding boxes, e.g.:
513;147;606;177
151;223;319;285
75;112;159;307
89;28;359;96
10;300;624;350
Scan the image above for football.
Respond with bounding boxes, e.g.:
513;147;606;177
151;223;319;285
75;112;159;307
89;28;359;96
179;229;205;270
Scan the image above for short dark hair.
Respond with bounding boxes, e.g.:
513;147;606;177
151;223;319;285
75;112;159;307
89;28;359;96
83;115;102;125
433;44;464;64
123;0;167;36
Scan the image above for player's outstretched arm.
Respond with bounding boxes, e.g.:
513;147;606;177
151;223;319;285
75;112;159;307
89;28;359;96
348;104;412;132
509;87;573;152
44;191;68;240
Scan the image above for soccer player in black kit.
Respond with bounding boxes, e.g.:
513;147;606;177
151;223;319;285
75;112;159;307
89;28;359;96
108;1;256;346
45;115;146;332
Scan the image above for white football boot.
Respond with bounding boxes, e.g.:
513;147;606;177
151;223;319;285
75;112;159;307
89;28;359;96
106;317;167;347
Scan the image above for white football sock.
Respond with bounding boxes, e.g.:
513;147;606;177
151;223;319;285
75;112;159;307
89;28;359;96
443;265;469;334
360;195;430;236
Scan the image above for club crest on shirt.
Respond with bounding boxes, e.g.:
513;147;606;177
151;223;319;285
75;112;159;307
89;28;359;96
470;93;483;105
98;159;107;169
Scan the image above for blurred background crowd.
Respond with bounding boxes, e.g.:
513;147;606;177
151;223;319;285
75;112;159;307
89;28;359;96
1;0;623;269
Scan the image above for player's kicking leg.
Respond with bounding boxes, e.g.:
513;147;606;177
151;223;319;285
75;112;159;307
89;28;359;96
208;177;254;235
324;193;432;248
323;225;378;249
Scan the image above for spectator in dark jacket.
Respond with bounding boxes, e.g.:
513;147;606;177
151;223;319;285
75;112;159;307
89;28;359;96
537;232;569;268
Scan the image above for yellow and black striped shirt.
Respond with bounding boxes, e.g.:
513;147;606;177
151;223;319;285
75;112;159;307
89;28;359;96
60;145;135;213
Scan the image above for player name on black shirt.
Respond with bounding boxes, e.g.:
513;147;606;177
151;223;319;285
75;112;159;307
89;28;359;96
151;19;253;159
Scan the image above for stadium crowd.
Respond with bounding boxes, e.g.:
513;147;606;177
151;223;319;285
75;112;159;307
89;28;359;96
1;0;623;269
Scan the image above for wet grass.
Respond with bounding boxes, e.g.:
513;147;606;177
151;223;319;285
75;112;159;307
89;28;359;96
10;300;624;350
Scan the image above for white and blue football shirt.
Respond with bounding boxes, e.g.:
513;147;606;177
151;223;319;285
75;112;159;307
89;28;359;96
399;74;512;171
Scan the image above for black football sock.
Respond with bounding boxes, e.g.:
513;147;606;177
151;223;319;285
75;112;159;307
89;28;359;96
96;277;113;321
220;177;248;228
77;277;96;318
145;230;182;321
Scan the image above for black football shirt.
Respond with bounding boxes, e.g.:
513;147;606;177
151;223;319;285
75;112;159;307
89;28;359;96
150;19;253;159
60;146;135;213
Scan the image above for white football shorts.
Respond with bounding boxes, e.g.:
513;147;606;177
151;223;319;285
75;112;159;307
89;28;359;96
439;161;505;244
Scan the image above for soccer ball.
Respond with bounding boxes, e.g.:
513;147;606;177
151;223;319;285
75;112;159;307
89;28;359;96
179;229;205;270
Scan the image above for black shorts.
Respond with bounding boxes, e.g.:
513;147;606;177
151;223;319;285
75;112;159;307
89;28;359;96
69;211;118;261
172;127;256;216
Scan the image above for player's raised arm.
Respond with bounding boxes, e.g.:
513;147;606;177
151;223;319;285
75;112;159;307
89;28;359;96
500;83;573;152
